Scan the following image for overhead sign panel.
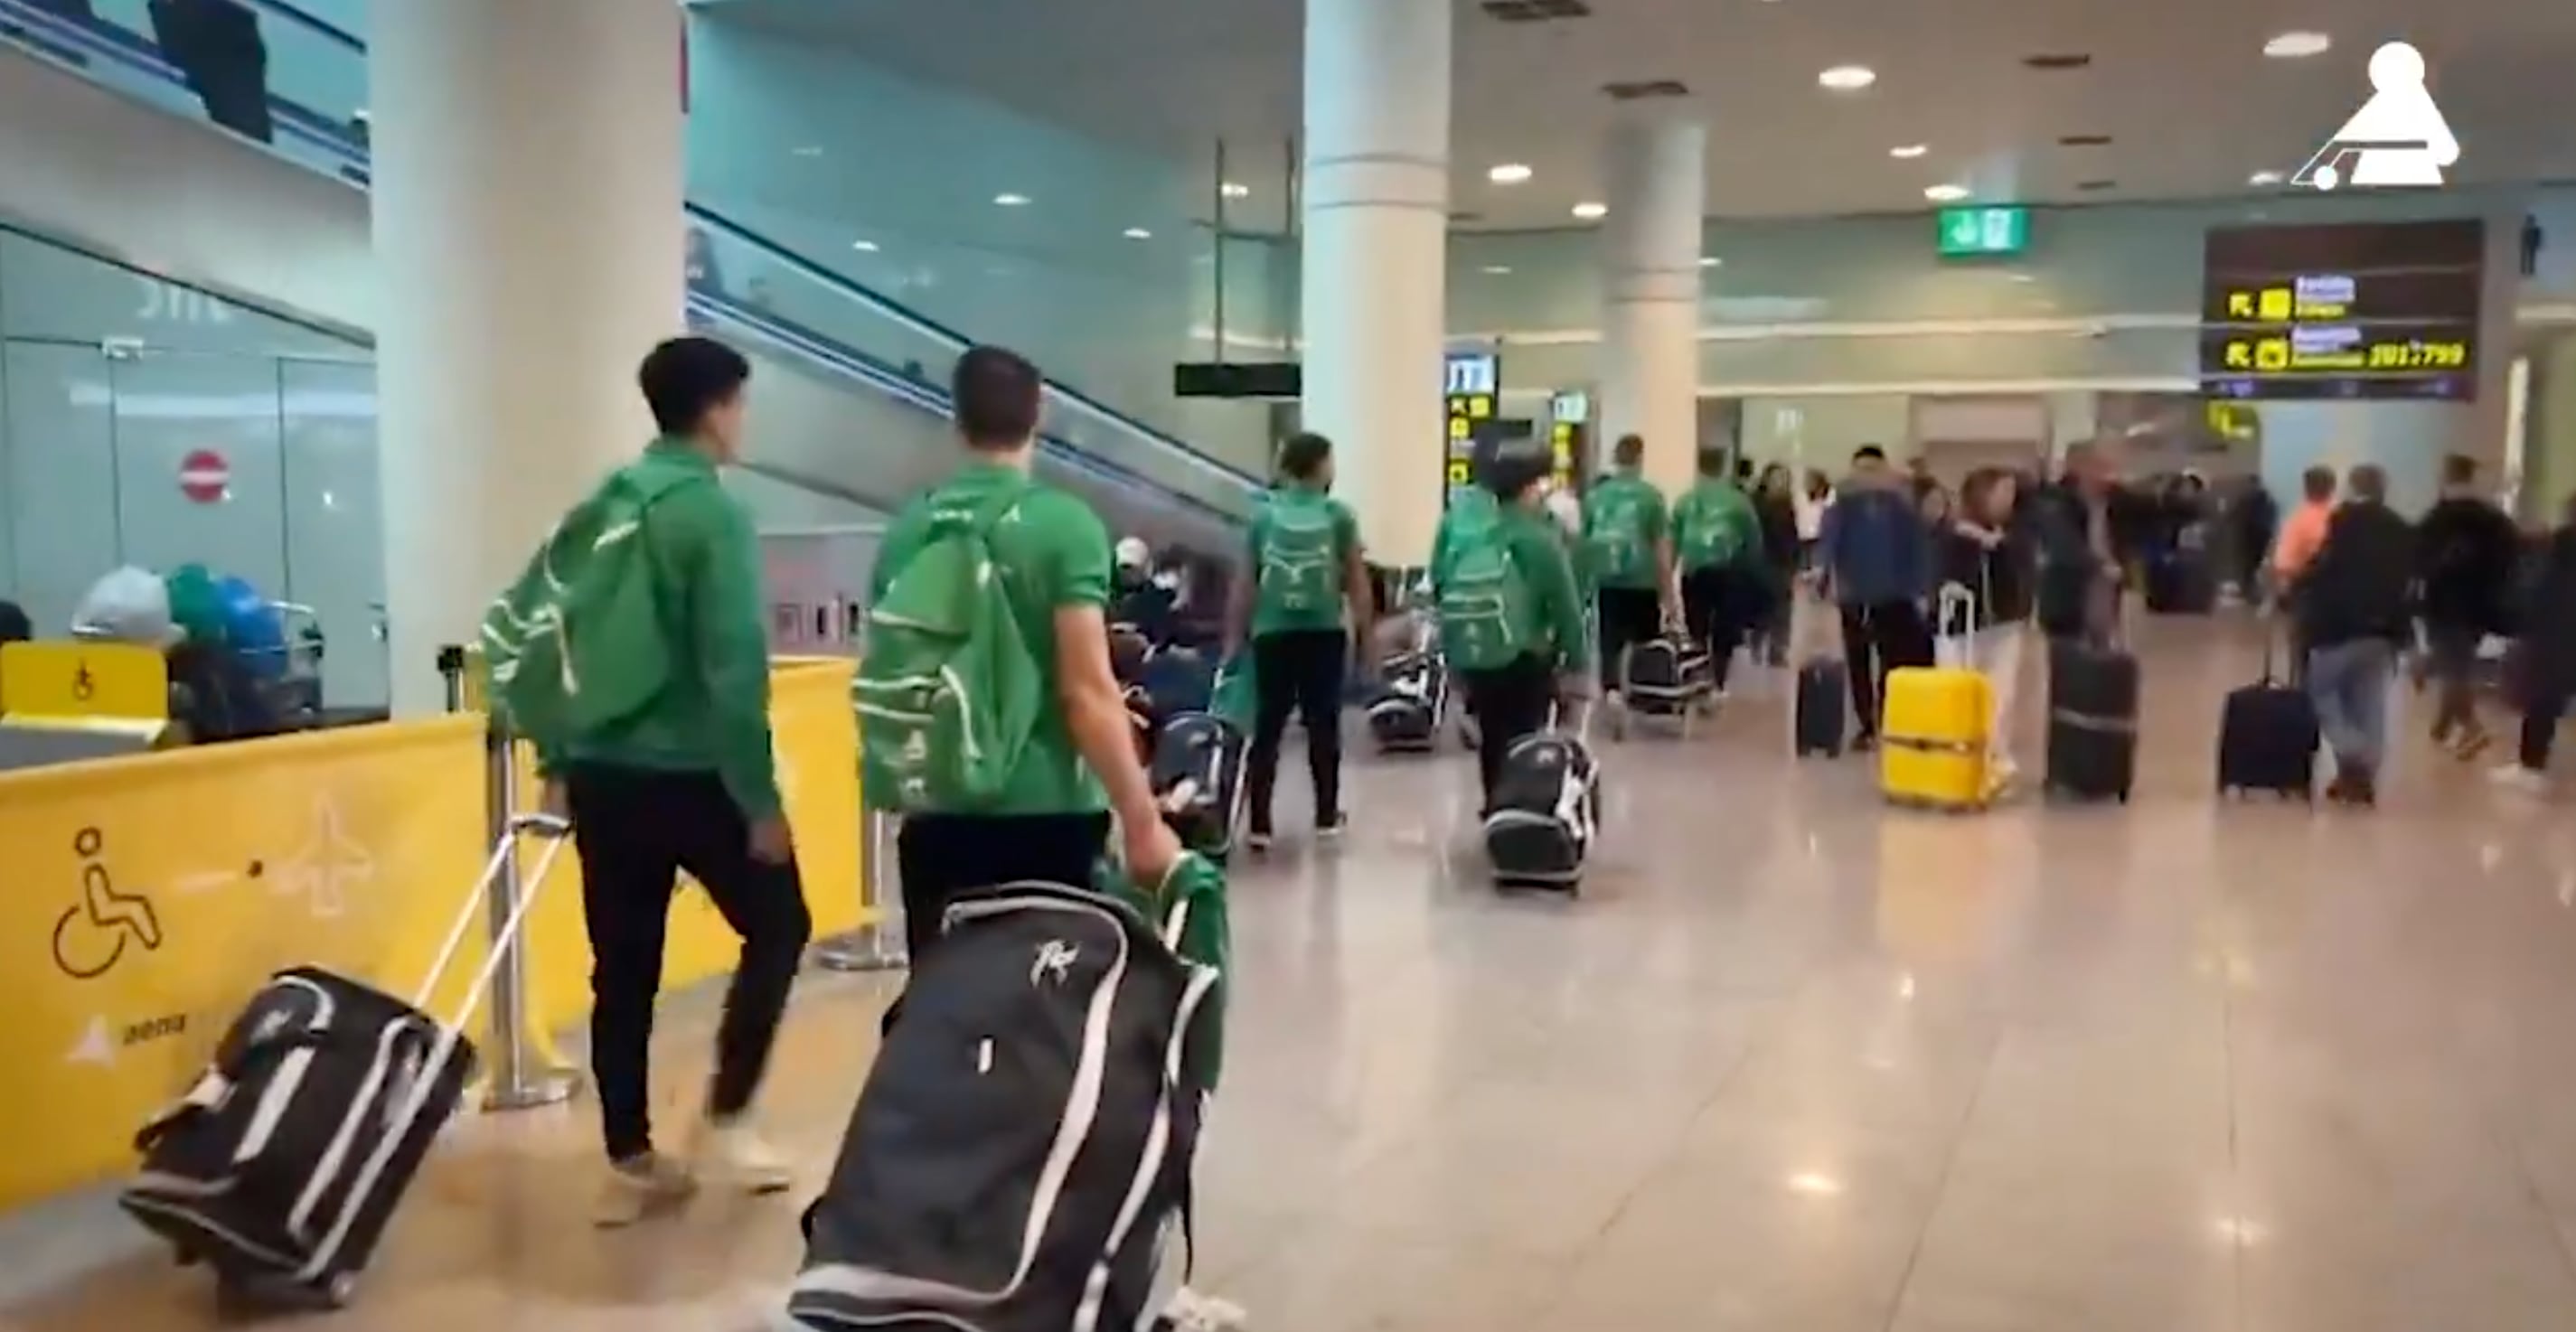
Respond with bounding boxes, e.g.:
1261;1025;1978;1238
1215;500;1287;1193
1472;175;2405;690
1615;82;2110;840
2198;219;2484;400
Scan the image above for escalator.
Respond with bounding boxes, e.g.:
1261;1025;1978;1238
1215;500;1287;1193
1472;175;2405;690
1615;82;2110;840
0;0;1261;550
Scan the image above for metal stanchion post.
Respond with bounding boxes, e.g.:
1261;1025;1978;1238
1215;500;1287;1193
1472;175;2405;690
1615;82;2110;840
474;681;579;1112
814;810;908;972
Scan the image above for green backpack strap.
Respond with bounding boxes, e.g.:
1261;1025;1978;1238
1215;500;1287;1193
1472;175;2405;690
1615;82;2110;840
856;481;1044;813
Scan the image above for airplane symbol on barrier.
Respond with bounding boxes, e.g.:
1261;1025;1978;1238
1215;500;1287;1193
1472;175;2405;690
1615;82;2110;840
272;795;374;919
52;827;163;980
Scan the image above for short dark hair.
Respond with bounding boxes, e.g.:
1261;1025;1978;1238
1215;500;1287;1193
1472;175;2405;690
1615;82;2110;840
1476;440;1551;501
1853;445;1886;464
1613;435;1646;468
953;345;1043;449
1277;431;1334;482
2442;454;2477;486
2301;465;2338;502
638;336;750;436
2349;464;2388;502
1696;448;1732;477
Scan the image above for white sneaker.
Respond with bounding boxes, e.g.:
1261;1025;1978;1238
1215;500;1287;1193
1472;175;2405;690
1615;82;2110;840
691;1116;794;1195
594;1151;695;1228
1165;1288;1250;1331
2490;764;2551;796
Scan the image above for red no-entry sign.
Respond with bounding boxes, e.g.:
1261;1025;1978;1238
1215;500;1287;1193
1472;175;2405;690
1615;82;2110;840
179;449;230;503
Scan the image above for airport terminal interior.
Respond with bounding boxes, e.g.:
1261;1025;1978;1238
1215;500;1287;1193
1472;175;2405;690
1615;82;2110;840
5;0;2576;1329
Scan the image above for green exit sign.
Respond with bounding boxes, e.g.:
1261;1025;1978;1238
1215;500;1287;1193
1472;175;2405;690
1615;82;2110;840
1937;205;2030;257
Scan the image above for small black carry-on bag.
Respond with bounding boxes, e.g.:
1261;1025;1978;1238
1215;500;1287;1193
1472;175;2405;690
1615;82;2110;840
1152;710;1249;856
790;881;1221;1332
1621;637;1710;734
1484;707;1603;893
1366;651;1447;753
2045;638;2140;802
121;813;573;1310
1788;589;1847;757
2218;627;2318;799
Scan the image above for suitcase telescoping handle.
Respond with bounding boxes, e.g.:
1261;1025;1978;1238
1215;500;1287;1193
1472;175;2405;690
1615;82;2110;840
413;811;571;1023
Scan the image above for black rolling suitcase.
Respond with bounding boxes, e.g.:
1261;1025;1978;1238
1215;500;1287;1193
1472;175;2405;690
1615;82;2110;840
122;813;573;1310
1485;710;1602;892
2218;633;2317;799
1622;637;1709;730
1366;651;1446;752
1152;710;1248;856
1789;592;1847;757
2045;639;2139;802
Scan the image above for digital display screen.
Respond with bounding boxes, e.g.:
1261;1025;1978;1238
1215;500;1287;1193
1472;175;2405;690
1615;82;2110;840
2198;220;2484;401
1443;352;1500;492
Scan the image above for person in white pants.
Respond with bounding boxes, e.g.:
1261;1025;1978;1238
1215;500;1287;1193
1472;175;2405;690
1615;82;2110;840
1940;468;2037;786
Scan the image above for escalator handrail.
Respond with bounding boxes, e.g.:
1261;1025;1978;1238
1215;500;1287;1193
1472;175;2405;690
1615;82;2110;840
238;0;1263;492
0;0;1249;524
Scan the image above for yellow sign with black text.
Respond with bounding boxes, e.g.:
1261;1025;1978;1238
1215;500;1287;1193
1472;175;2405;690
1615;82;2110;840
0;642;168;721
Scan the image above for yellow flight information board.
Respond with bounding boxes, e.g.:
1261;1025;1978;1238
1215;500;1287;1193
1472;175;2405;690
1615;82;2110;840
1547;389;1589;491
1443;352;1499;493
2199;220;2483;401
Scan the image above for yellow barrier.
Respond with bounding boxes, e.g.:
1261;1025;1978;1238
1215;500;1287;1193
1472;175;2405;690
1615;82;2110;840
513;656;869;1046
0;656;867;1211
0;717;488;1209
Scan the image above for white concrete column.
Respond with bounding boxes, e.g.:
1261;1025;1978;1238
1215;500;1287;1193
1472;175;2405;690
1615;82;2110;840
1599;114;1706;495
1300;0;1451;566
369;0;686;714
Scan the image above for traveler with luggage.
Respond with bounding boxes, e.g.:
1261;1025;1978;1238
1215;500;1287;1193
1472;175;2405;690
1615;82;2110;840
1940;468;2035;783
1227;432;1372;852
1752;464;1801;664
1582;434;1676;707
1671;447;1763;696
2294;464;2414;806
2492;493;2576;795
1816;446;1934;750
2416;454;2522;760
484;337;813;1225
858;344;1181;1003
1435;444;1593;815
2030;443;2122;644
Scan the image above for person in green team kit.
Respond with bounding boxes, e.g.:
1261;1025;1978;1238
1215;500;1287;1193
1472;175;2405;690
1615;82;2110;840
1435;443;1594;815
1582;434;1678;706
860;345;1180;1016
1228;432;1375;852
1672;446;1766;695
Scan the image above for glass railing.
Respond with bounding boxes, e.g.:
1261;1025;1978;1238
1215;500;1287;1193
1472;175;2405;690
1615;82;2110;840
0;0;1260;521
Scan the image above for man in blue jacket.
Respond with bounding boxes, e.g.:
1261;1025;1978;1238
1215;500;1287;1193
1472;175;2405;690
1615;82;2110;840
1819;446;1933;748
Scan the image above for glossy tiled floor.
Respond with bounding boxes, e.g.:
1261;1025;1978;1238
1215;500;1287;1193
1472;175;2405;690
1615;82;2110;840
12;614;2576;1332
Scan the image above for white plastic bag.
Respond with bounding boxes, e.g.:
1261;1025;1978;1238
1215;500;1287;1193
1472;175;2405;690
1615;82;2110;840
72;566;174;645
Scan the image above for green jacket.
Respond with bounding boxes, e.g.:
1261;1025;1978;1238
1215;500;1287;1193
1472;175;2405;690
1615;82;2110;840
562;439;780;818
1582;472;1669;591
1431;499;1594;674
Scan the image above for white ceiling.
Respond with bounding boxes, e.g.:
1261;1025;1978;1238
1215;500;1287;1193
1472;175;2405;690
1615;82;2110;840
701;0;2576;229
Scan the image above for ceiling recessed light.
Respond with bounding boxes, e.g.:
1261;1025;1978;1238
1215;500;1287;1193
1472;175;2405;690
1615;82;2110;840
1699;256;1723;267
1488;163;1534;184
851;239;879;252
1889;144;1928;159
993;192;1031;207
1123;228;1152;239
2249;169;2285;186
792;145;823;158
1818;64;1876;91
1571;201;1609;220
1923;183;1971;202
1481;265;1513;275
2021;52;2093;70
1219;182;1251;200
2263;31;2331;59
2058;134;2113;147
2076;179;2118;192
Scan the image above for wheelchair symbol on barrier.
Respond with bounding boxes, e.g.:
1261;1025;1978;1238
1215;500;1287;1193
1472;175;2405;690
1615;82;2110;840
71;662;95;702
51;827;164;980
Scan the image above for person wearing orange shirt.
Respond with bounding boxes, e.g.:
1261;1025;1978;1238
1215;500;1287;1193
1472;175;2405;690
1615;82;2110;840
2270;465;2339;684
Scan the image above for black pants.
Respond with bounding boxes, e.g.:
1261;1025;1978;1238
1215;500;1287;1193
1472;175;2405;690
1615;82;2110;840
1596;586;1663;692
1247;629;1348;832
2523;689;2569;771
1838;601;1934;737
1462;653;1557;811
1680;566;1753;690
2425;622;2487;742
563;764;813;1164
